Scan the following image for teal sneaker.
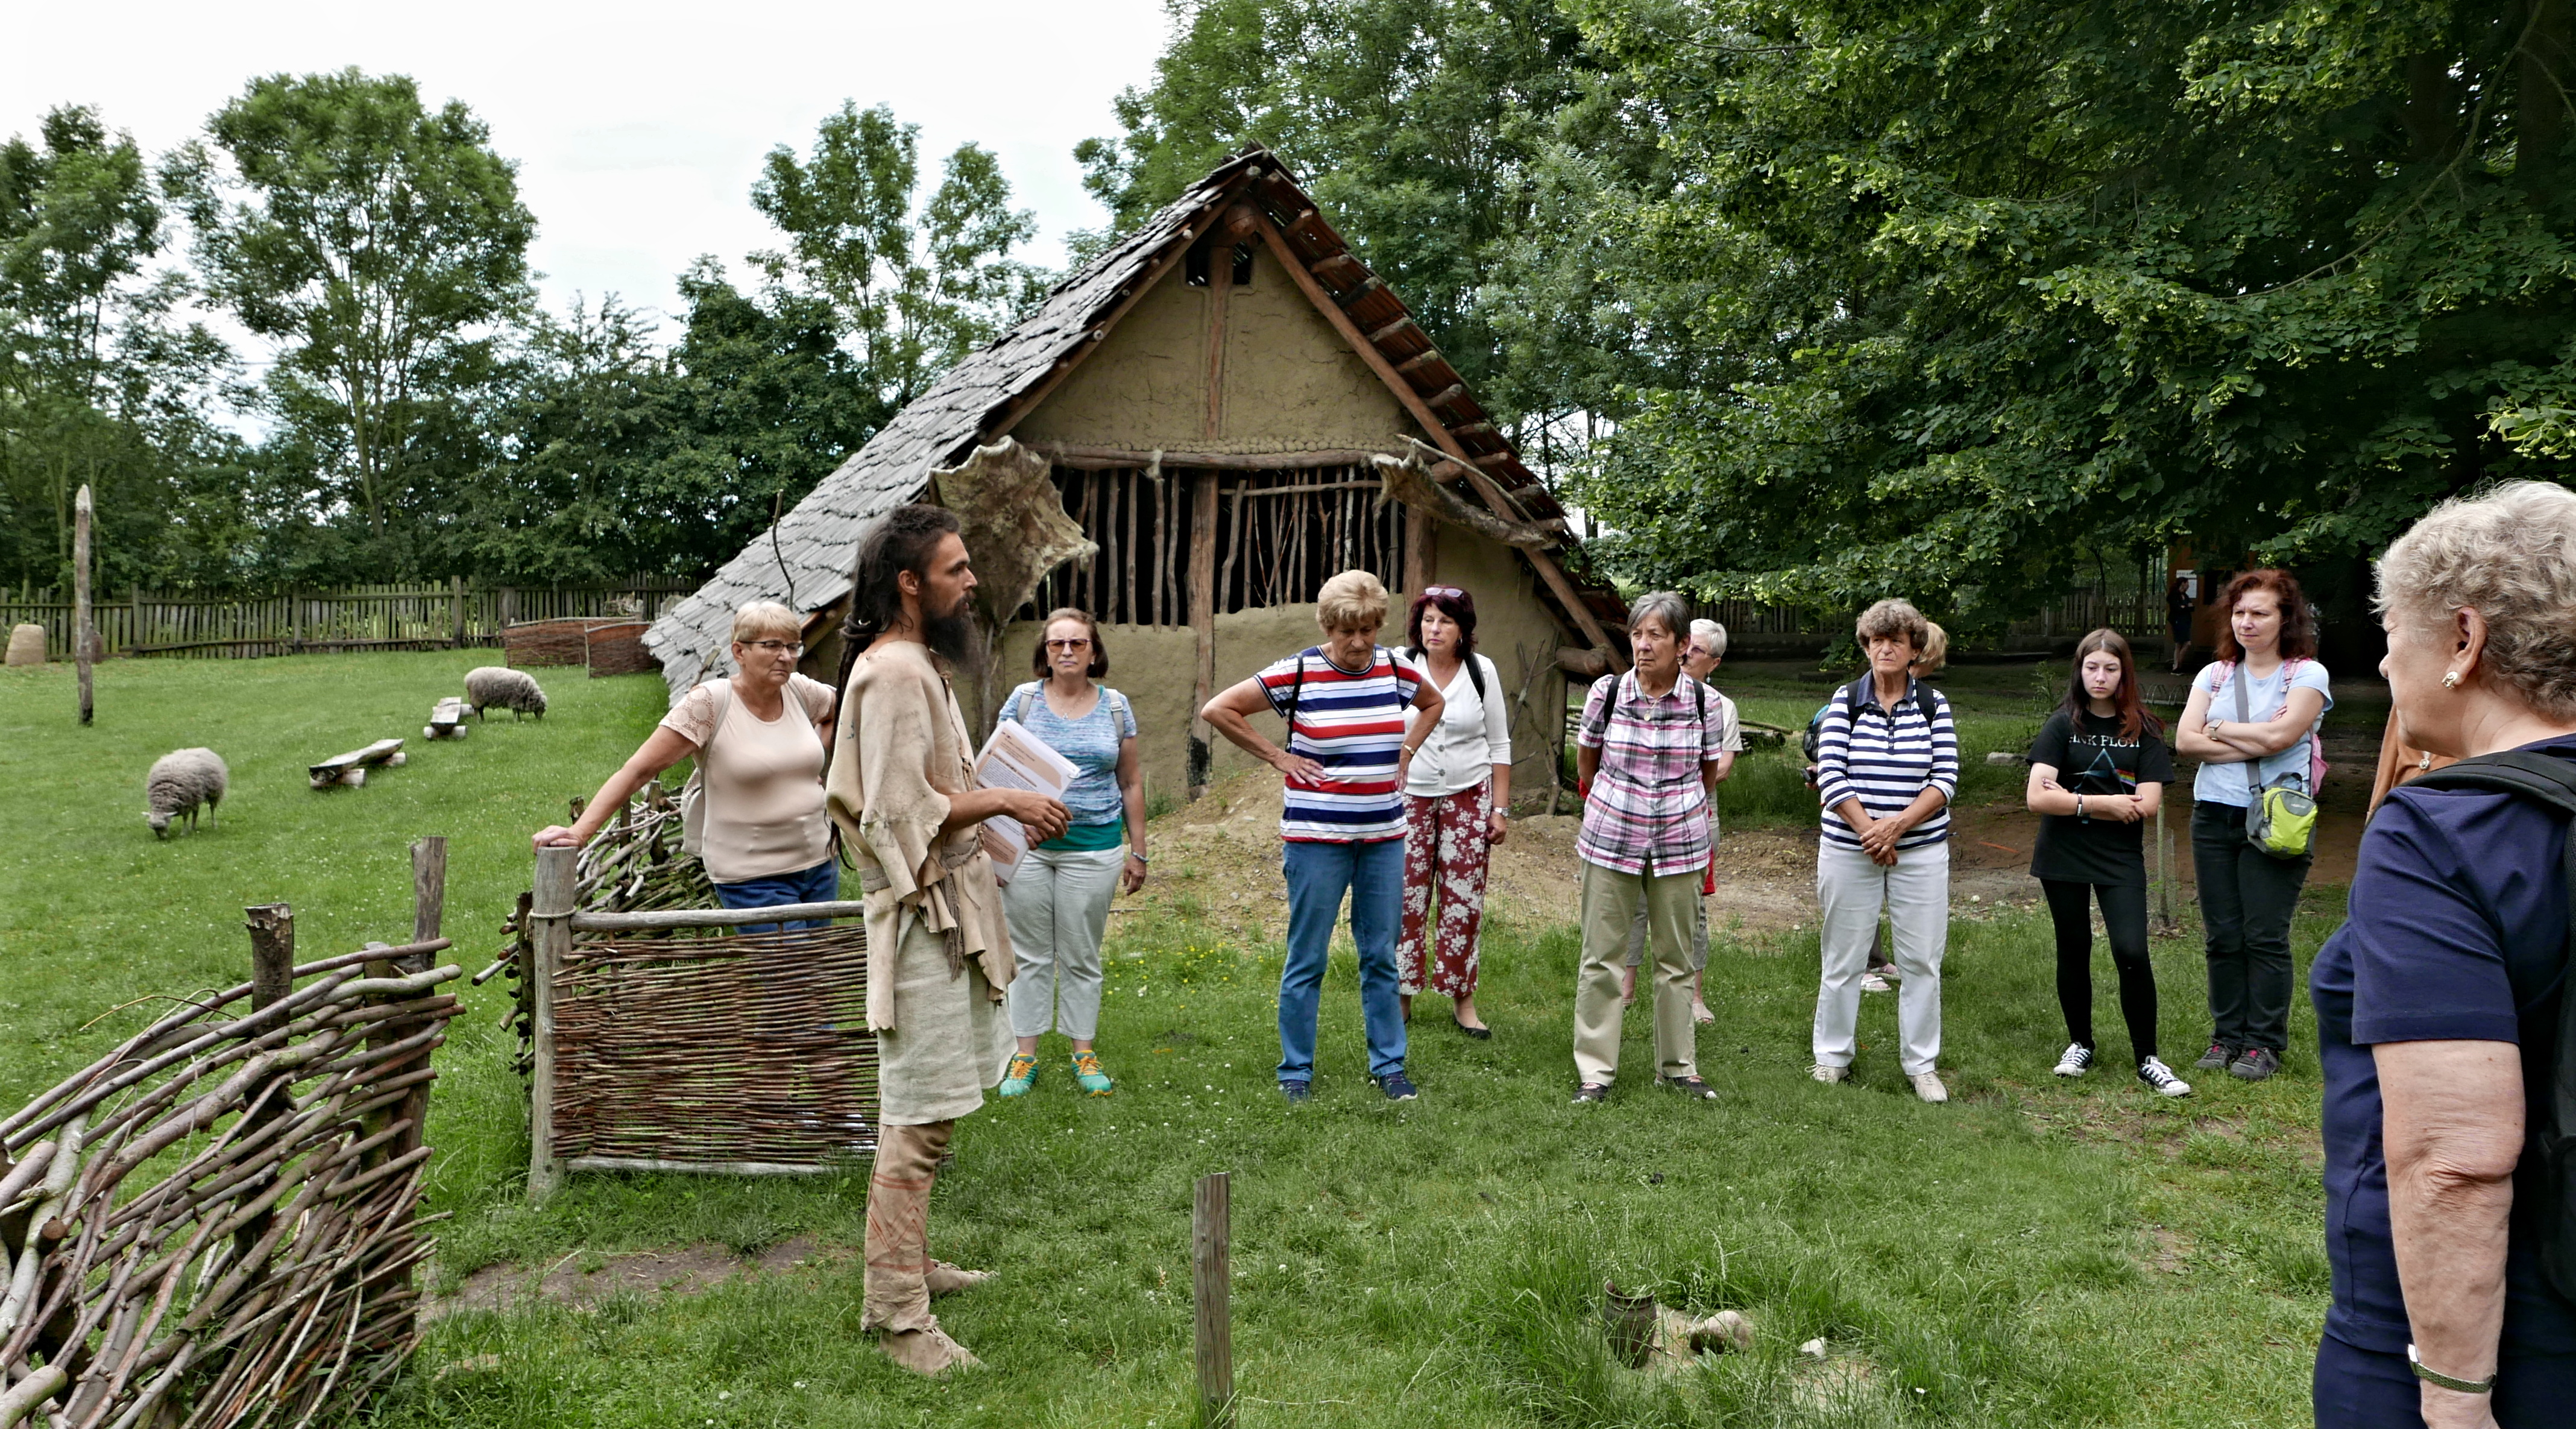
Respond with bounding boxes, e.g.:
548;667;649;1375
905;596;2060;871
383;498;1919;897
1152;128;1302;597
998;1052;1039;1097
1071;1050;1115;1096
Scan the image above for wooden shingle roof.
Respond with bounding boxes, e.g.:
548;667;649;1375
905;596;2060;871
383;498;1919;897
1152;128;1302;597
646;146;1622;697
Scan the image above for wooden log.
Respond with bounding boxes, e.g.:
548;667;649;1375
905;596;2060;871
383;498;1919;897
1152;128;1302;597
561;1157;839;1177
0;1361;67;1428
1189;472;1220;800
1194;1172;1234;1428
567;900;868;932
309;737;405;789
1557;646;1613;680
74;485;92;727
528;847;576;1201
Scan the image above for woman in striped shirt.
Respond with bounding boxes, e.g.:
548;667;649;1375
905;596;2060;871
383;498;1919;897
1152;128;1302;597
1811;599;1959;1103
1203;570;1442;1103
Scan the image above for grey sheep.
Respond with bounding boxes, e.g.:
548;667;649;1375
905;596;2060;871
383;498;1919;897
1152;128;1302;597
465;666;548;721
145;748;229;838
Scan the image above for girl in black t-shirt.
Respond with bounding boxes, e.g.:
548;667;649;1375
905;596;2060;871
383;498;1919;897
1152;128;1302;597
2024;629;2191;1096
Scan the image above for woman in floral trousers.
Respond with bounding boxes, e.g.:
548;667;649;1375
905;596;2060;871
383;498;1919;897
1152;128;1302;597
1396;586;1511;1039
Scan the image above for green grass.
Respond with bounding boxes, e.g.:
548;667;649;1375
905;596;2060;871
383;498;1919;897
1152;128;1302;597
0;654;2334;1427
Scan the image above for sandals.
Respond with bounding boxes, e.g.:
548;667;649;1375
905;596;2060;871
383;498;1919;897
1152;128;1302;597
1658;1074;1719;1100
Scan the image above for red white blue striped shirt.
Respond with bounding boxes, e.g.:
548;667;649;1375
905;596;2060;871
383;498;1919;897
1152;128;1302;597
1259;646;1425;842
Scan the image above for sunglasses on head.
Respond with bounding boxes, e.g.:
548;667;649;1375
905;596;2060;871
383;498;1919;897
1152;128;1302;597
1424;585;1465;599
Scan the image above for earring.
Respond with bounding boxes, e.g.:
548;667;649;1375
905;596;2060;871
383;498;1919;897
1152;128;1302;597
2442;670;2462;690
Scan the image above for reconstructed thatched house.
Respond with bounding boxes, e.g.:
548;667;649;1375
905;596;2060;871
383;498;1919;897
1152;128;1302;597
645;147;1627;804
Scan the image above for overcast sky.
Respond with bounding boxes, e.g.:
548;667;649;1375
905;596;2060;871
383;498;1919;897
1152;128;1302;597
4;0;1177;335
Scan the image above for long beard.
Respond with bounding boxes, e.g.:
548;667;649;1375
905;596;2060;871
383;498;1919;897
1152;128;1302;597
922;600;977;664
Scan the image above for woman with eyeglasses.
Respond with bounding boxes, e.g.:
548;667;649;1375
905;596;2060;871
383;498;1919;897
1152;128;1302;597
534;601;840;930
995;607;1147;1098
1396;585;1510;1039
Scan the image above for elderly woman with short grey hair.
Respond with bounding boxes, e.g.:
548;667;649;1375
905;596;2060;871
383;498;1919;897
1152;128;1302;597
1570;591;1731;1104
2310;481;2576;1427
1810;598;1957;1103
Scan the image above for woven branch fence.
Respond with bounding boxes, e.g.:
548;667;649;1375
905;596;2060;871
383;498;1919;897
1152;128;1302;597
0;839;464;1429
493;793;878;1199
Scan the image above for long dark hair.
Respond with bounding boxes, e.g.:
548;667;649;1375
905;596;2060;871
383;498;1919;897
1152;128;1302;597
1405;585;1479;667
833;503;960;696
2214;568;2316;663
2063;628;2162;740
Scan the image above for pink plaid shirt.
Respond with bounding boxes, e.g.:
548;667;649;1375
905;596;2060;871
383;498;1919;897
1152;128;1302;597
1575;670;1726;876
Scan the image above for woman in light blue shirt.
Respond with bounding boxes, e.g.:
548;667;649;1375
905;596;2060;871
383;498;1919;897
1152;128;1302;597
996;608;1147;1097
2174;569;2330;1083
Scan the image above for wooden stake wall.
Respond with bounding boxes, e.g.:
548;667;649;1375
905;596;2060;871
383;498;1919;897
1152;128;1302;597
1024;464;1409;625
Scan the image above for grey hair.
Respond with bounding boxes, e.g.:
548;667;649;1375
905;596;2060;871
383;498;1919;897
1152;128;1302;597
2377;480;2576;721
1689;617;1728;658
1856;598;1931;652
1629;591;1693;640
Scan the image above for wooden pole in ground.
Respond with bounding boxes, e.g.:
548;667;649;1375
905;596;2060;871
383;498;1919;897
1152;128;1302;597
398;835;447;1158
236;903;294;1260
1193;1171;1233;1428
72;485;92;726
528;844;576;1201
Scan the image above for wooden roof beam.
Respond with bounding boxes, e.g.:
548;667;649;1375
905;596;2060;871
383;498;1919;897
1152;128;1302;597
1250;211;1619;664
1394;349;1446;378
1367;316;1419;346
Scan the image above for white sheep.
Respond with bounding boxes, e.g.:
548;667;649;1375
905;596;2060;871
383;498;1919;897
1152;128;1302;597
145;748;229;838
464;666;548;721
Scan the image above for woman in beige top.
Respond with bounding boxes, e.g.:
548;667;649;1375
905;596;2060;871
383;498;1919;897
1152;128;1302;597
533;601;840;930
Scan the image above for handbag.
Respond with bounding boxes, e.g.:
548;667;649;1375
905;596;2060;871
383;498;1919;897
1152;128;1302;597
677;678;736;858
2232;662;2317;860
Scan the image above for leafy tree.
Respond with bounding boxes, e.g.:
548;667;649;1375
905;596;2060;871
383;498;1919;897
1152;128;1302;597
0;106;242;592
169;69;535;561
753;102;1045;408
1555;0;2576;619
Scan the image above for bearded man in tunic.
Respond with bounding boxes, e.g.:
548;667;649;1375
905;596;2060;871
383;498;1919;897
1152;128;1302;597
825;503;1069;1375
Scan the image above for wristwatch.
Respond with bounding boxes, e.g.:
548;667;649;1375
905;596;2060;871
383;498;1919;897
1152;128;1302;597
2407;1343;2496;1395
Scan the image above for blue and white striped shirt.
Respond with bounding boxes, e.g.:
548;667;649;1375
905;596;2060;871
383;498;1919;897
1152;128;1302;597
1815;676;1957;851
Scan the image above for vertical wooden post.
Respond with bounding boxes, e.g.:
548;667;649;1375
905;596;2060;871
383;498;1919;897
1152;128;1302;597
527;844;576;1201
1188;472;1220;800
72;485;92;725
1192;1171;1233;1428
1402;504;1432;599
394;835;449;1162
2155;807;2175;934
450;575;466;649
237;904;294;1258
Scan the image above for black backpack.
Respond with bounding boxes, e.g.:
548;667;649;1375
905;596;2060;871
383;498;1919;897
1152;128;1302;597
2402;750;2576;1301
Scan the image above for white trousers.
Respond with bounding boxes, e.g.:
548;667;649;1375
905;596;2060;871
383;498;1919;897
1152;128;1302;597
1000;844;1124;1040
1813;840;1948;1075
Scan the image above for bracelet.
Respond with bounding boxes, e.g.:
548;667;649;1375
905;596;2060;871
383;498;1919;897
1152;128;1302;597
2076;795;2086;822
2407;1344;2495;1395
1126;851;1148;864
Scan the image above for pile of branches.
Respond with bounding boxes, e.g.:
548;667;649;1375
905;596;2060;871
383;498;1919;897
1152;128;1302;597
0;944;463;1428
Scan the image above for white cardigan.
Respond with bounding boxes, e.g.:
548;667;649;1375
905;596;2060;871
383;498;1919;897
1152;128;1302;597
1403;653;1511;797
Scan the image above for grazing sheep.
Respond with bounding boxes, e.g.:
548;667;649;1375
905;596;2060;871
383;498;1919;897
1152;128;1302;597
145;748;228;838
464;666;547;721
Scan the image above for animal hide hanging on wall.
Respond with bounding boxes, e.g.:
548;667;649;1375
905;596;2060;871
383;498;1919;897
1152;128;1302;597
929;436;1100;725
1372;440;1554;550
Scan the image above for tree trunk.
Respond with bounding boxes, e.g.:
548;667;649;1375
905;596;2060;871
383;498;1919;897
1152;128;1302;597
2525;0;2572;197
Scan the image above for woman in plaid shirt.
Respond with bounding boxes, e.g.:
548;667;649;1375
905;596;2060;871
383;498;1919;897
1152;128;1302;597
1570;591;1731;1104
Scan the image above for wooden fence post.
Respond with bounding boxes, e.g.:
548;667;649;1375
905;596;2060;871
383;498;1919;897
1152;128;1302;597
528;844;575;1201
1188;472;1219;800
73;485;92;726
236;904;294;1259
1193;1171;1233;1428
398;835;448;1160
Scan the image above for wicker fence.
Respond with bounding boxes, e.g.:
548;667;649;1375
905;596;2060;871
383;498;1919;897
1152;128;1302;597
0;839;464;1428
0;581;692;661
492;793;878;1197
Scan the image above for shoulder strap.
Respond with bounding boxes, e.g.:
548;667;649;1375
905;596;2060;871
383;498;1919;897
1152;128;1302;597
2230;661;2250;724
2406;751;2576;814
1012;683;1038;724
1283;652;1309;732
1467;651;1487;701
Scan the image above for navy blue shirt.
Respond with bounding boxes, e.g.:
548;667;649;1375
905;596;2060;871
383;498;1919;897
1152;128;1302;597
2311;734;2576;1357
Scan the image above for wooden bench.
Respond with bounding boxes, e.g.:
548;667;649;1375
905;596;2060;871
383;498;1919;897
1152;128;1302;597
424;697;469;739
310;737;408;789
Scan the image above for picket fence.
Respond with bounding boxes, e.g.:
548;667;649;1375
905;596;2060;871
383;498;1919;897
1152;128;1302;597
0;580;693;660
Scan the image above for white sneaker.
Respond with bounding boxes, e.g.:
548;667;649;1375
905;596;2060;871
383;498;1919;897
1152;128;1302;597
1810;1063;1850;1084
2137;1057;2193;1098
2053;1043;2094;1078
1909;1071;1949;1103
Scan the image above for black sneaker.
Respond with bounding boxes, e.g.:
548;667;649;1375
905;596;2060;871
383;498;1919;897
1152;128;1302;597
1373;1071;1419;1102
1657;1074;1719;1100
1279;1079;1312;1103
1572;1082;1608;1104
2229;1047;2281;1082
2193;1042;2235;1071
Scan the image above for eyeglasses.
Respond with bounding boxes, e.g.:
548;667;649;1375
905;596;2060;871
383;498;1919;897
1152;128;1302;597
743;640;802;656
1045;638;1093;652
1424;585;1465;599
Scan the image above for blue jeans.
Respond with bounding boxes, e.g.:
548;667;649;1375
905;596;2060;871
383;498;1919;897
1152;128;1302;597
714;857;840;933
1278;838;1407;1082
